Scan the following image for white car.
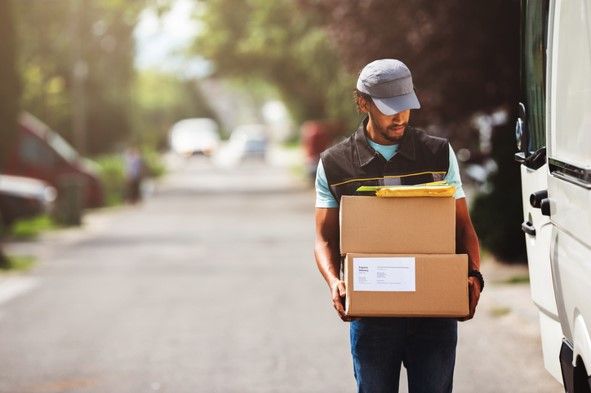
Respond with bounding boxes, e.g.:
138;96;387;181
0;175;57;227
169;118;220;157
227;124;268;161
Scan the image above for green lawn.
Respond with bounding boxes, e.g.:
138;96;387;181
0;255;36;272
9;215;56;240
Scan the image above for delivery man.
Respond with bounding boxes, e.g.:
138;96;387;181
314;59;483;393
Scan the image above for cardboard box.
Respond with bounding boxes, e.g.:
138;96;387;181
339;195;455;255
345;253;469;317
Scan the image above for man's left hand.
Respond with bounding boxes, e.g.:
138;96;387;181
458;276;481;321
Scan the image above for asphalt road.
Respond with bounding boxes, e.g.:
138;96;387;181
0;156;562;393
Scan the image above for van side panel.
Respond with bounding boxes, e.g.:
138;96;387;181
548;0;591;168
521;165;557;316
547;0;591;378
549;176;591;376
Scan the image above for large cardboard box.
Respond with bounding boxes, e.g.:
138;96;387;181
345;253;469;317
339;195;455;255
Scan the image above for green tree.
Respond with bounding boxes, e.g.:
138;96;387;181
14;0;160;155
195;0;356;125
131;71;218;149
15;0;71;132
308;0;519;135
309;0;525;261
0;0;21;267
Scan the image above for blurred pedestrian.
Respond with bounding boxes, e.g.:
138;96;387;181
314;59;483;393
301;121;333;182
124;147;144;204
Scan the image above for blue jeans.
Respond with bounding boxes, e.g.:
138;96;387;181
350;317;458;393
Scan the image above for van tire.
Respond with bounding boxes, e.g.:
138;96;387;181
574;358;591;393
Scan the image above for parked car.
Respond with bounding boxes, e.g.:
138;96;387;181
227;124;268;160
0;174;57;227
4;112;104;208
169;118;220;157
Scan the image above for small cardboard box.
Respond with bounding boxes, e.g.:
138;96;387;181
339;195;455;255
345;253;469;317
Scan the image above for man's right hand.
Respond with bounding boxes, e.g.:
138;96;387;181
331;279;353;322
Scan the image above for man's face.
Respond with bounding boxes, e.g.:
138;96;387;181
359;96;411;144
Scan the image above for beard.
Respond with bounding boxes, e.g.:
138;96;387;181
378;123;407;143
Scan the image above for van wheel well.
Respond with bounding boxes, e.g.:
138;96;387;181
575;357;591;393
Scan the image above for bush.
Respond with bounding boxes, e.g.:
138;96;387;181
141;147;166;178
94;148;166;206
0;255;36;272
94;154;126;206
9;214;56;239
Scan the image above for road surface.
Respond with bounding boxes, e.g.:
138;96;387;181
0;156;562;392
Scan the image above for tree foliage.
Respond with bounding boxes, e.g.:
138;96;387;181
307;0;525;261
131;71;218;149
306;0;520;136
0;0;20;167
14;0;156;155
195;0;356;125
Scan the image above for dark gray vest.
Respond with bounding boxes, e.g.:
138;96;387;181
321;119;450;203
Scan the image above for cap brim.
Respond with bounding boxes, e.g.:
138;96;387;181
372;91;420;116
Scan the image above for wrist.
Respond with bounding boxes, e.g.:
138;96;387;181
328;276;341;289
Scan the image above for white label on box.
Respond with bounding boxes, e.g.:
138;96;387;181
353;257;416;292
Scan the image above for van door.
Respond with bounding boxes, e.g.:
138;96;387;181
546;0;591;384
515;0;563;383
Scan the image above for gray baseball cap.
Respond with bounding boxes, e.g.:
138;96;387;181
356;59;420;115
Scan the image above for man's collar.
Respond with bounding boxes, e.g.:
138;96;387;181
355;117;416;167
354;119;378;167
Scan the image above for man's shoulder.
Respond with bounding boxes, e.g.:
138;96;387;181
409;126;449;155
320;132;356;161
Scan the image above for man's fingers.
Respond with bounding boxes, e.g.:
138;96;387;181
459;279;481;322
332;297;345;312
332;298;352;321
468;281;480;318
330;280;351;322
337;281;347;297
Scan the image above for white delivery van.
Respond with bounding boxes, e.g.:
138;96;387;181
516;1;591;392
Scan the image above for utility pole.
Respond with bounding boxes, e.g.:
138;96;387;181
71;0;88;156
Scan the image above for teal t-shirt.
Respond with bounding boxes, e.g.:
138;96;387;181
315;139;465;208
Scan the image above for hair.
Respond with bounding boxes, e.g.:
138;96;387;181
353;89;373;113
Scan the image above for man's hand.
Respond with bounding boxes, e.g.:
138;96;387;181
459;276;481;321
330;279;353;322
315;208;353;321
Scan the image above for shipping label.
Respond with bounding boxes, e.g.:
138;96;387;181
353;257;416;292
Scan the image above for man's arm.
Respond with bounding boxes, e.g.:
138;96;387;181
456;198;480;270
456;197;482;320
314;207;351;321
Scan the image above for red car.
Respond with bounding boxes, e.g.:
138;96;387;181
4;112;104;208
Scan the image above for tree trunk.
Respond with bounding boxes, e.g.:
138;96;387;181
0;0;21;268
0;248;9;270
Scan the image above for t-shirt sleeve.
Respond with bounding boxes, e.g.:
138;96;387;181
445;145;466;199
315;160;339;208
